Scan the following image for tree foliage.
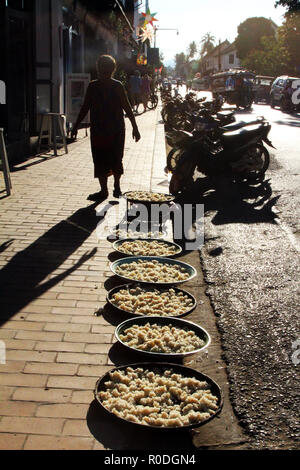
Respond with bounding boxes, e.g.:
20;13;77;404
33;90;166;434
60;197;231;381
174;52;187;76
239;11;300;76
235;17;276;60
200;32;216;57
278;12;300;74
187;41;198;60
241;35;288;76
275;0;300;12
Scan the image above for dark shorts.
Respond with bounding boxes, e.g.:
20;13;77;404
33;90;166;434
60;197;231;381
91;129;125;178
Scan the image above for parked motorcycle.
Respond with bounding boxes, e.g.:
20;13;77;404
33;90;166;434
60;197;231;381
161;92;224;132
167;118;274;195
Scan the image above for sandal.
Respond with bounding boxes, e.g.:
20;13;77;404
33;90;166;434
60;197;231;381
113;188;122;198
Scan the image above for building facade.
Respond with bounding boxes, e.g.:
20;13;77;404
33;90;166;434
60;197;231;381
0;0;139;162
201;40;241;75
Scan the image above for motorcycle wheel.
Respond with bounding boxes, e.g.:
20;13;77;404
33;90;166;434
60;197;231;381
242;144;270;182
167;149;196;195
147;94;158;110
166;147;185;172
169;172;195;195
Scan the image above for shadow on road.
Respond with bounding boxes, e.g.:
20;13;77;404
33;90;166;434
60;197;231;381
274;119;300;128
176;176;278;225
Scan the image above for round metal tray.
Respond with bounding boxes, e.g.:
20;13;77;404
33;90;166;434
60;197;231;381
112;238;182;258
110;256;197;286
94;362;223;432
123;191;175;205
106;283;197;318
115;316;211;359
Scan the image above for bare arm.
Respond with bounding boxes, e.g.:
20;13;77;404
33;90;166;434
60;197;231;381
118;84;141;142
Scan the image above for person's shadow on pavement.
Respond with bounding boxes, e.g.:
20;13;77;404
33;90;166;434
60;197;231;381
0;201;116;326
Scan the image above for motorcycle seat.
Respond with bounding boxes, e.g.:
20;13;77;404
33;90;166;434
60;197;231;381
216;110;235;119
220;120;248;131
220;123;267;146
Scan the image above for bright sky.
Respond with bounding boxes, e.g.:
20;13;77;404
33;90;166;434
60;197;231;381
145;0;287;66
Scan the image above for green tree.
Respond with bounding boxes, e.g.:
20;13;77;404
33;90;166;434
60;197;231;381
187;41;198;60
241;35;288;76
275;0;300;12
200;32;216;57
235;17;276;60
174;52;187;76
278;12;300;74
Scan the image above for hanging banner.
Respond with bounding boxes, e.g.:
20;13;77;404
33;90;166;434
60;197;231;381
66;73;90;124
138;25;154;43
141;8;158;28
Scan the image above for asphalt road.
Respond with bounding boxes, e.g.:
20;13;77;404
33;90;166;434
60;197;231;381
174;86;300;449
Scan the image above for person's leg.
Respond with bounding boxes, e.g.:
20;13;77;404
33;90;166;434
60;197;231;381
98;176;108;195
87;176;108;201
113;173;122;197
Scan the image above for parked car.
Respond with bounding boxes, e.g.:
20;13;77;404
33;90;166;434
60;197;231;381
270;75;300;109
253;76;274;104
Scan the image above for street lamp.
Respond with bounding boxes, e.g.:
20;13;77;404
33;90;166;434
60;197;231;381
153;27;179;48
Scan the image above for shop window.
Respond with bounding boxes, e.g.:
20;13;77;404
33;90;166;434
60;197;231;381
5;0;33;11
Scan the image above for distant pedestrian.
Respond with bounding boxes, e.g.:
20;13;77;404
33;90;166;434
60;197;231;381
71;55;141;201
141;73;151;112
129;70;142;113
235;74;244;106
225;75;235;91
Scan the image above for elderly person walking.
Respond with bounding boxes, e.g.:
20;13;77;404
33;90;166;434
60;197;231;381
71;55;141;201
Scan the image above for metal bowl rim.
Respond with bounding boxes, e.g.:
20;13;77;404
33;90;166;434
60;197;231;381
106;282;197;318
122;191;176;204
110;256;197;286
112;238;182;258
114;315;211;358
94;362;223;432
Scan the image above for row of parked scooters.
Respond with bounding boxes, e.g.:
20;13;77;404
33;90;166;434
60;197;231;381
160;90;274;195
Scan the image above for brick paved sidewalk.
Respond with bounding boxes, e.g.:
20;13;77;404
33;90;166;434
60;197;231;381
0;105;169;450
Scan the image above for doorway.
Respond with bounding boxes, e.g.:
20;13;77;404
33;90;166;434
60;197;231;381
4;7;34;160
